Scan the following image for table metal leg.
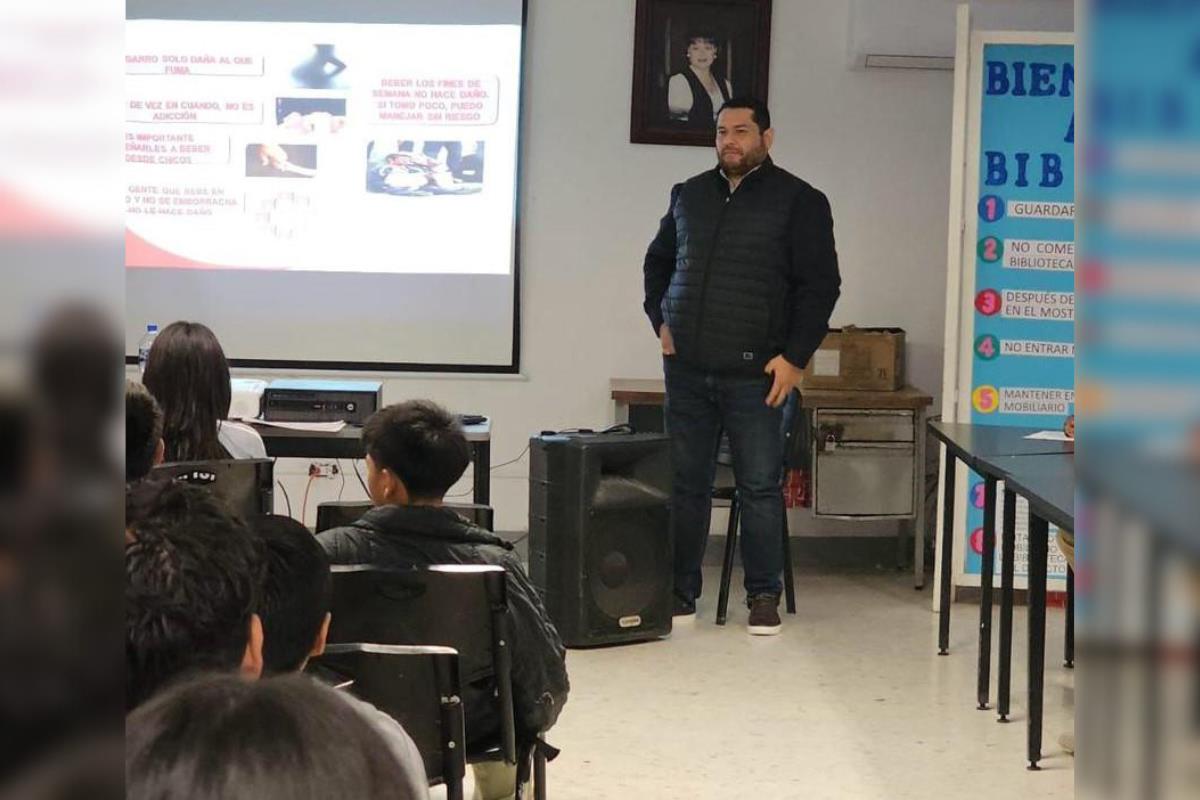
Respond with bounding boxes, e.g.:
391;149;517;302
1027;512;1049;770
1064;565;1075;669
997;488;1016;722
473;440;491;506
977;476;997;710
938;450;957;655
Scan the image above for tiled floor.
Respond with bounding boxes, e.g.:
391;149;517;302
546;568;1073;799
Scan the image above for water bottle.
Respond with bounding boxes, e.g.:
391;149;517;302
137;324;159;375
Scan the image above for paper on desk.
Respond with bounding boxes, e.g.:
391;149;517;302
230;379;267;421
245;419;347;433
1024;430;1073;442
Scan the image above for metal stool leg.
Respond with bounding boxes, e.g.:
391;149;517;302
715;495;740;626
781;514;796;614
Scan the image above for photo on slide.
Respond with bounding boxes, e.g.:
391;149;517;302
290;43;349;89
249;191;314;241
245;143;318;179
365;140;485;197
276;97;347;136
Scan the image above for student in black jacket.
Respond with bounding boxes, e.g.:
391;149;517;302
317;400;569;800
643;97;841;635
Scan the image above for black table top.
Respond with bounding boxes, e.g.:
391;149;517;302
928;421;1074;472
977;453;1075;533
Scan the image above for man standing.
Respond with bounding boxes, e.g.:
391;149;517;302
643;97;840;635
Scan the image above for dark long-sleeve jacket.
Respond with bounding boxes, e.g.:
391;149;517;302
317;505;569;741
643;158;841;373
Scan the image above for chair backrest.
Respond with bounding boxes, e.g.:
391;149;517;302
315;500;495;532
149;458;273;520
326;564;516;763
315;643;466;799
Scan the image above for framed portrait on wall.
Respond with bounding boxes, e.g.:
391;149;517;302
630;0;772;147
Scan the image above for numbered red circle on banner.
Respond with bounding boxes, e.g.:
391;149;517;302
971;482;986;509
977;236;1003;263
978;194;1006;222
975;333;1000;361
974;289;1002;316
972;385;1000;414
970;527;985;554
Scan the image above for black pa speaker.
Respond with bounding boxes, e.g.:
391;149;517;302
528;432;672;647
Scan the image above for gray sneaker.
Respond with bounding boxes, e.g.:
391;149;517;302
747;593;782;636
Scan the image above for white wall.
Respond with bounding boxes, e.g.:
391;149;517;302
270;0;962;531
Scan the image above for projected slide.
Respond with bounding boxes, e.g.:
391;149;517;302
125;21;520;275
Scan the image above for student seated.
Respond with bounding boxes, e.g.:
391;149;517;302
126;380;164;482
125;479;264;710
255;514;428;797
126;673;423;800
141;321;266;462
317;401;569;800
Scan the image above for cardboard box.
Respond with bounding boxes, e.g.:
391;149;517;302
801;327;905;391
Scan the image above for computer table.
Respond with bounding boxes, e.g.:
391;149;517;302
257;421;493;506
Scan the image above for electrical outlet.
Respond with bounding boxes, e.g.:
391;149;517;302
308;462;340;478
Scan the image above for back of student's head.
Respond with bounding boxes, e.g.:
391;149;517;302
126;672;419;800
126;381;163;482
125;480;262;709
255;514;331;674
142;321;232;463
363;400;470;501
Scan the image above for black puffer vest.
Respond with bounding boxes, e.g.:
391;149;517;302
661;159;806;374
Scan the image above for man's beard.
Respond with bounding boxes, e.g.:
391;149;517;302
718;145;766;177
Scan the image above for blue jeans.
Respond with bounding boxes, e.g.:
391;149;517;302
663;355;787;600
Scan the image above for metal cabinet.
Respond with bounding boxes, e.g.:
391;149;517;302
814;409;916;519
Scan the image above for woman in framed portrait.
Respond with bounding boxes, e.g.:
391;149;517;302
666;33;733;129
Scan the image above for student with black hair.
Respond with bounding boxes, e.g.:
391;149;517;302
318;400;569;800
256;514;333;675
125;381;164;482
141;321;266;462
255;514;429;796
125;480;264;710
126;673;421;800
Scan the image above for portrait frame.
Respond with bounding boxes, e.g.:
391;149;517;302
630;0;772;147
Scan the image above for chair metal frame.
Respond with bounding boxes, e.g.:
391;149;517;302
319;642;467;800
